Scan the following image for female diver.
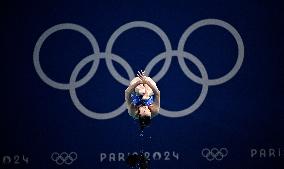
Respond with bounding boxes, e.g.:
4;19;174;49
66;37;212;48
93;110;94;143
125;70;160;128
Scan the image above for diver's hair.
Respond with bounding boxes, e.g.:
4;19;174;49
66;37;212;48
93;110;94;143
139;115;151;129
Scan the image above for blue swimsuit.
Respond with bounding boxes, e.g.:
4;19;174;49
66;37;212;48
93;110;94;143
130;92;154;106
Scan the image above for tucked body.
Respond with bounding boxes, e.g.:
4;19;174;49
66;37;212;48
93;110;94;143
125;71;160;123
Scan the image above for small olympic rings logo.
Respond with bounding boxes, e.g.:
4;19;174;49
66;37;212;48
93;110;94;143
33;19;244;119
51;152;78;165
201;148;228;161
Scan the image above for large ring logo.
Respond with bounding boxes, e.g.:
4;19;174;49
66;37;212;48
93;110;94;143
33;19;244;120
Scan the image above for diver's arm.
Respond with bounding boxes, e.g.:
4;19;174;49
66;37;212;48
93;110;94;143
137;71;160;97
144;80;160;97
128;103;139;119
149;94;160;116
137;71;160;113
144;80;160;106
143;80;160;117
125;80;143;107
125;81;144;119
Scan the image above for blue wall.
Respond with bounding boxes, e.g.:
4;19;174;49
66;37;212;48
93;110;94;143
1;0;283;168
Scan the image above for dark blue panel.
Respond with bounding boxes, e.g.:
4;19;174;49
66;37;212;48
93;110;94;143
0;0;283;168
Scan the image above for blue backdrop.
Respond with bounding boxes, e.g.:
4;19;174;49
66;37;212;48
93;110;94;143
1;0;283;169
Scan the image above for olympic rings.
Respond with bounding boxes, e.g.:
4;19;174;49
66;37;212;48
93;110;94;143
201;148;228;161
33;19;244;119
51;152;78;165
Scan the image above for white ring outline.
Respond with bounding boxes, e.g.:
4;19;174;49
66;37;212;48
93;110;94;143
105;21;173;84
201;148;210;157
219;148;228;157
33;23;100;90
51;152;59;161
69;152;78;160
69;53;132;120
178;19;244;86
147;50;208;117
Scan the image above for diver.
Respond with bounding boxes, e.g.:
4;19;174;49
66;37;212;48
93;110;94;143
125;70;160;129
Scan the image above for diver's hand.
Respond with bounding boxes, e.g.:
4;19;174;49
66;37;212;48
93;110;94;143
137;70;147;83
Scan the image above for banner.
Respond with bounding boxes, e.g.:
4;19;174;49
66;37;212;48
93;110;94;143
1;0;283;168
